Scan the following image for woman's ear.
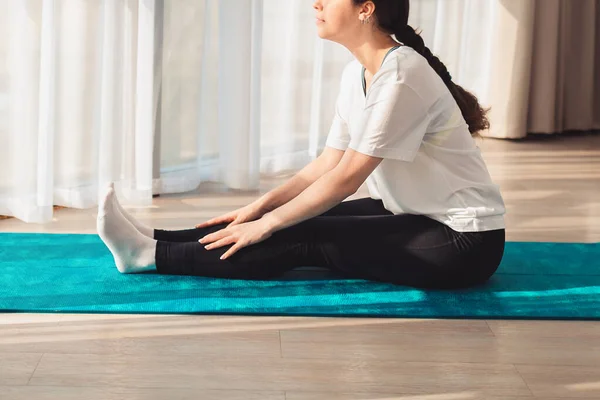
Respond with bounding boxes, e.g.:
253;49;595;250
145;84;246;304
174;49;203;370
358;1;376;25
359;0;376;20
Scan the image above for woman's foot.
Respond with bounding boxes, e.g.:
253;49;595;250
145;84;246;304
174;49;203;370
97;184;157;274
107;182;155;239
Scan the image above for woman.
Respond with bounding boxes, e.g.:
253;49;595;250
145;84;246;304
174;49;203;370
97;0;506;289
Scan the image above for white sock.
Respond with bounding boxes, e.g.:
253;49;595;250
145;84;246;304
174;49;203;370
97;184;158;274
108;183;155;239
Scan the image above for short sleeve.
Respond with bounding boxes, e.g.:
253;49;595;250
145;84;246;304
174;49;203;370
325;97;350;151
349;81;432;162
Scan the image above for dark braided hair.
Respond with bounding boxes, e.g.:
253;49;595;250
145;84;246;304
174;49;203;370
354;0;490;136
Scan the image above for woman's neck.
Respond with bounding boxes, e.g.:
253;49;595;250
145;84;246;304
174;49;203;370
347;34;400;76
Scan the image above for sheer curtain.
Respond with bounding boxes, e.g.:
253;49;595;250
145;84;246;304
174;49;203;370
157;0;354;196
0;0;156;223
1;0;593;223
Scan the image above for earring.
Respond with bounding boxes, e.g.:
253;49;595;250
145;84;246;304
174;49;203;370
361;15;371;25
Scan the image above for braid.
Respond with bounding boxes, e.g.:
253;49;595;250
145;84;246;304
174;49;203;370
393;24;489;135
396;25;453;85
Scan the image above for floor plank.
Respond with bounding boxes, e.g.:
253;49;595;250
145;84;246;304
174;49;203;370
486;320;600;339
28;353;531;396
0;328;280;357
516;364;600;398
0;314;62;326
0;386;284;400
0;353;43;386
285;392;590;400
280;325;600;366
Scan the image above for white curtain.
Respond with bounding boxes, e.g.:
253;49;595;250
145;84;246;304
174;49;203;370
1;0;589;223
0;0;156;223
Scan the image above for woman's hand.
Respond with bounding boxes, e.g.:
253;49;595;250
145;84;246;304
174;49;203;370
195;202;268;229
199;218;275;260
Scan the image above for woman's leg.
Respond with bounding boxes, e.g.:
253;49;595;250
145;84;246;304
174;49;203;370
153;198;392;243
307;214;505;289
155;209;505;289
99;184;504;289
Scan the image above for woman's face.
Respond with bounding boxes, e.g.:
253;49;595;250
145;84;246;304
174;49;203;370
313;0;366;44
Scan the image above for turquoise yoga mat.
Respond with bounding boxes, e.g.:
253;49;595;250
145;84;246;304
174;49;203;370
0;233;598;320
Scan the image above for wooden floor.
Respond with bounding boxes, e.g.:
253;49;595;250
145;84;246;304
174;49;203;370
1;134;599;399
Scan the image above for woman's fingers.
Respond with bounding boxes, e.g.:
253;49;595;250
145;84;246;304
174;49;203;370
221;242;244;260
227;217;244;228
199;229;228;244
196;215;232;229
204;236;237;250
195;219;217;228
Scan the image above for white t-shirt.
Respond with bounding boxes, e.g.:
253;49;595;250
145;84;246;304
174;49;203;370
326;45;506;232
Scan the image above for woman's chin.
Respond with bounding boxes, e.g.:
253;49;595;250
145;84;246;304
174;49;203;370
316;30;334;41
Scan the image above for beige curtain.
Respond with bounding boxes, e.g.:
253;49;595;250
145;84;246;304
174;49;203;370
485;0;600;139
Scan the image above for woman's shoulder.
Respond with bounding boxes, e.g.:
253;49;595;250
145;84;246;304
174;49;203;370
375;46;446;100
378;46;432;83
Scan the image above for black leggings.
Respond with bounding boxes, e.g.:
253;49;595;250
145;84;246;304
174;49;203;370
154;198;505;289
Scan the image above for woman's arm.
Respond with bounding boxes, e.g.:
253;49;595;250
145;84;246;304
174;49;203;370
254;146;345;212
198;149;382;260
262;149;383;233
